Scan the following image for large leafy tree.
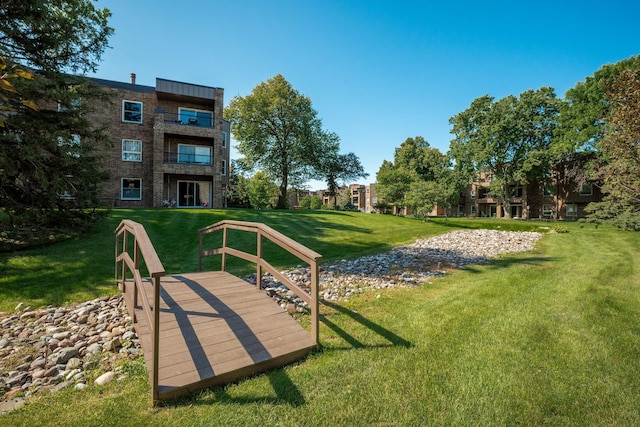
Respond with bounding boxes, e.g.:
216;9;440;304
319;152;368;209
0;0;113;229
584;69;640;230
376;136;458;217
555;55;640;153
449;87;563;218
225;74;340;209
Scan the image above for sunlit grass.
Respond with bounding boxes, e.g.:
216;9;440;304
2;212;639;425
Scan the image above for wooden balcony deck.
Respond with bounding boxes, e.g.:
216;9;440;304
123;271;315;401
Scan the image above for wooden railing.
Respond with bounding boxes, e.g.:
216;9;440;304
115;220;165;402
198;220;323;344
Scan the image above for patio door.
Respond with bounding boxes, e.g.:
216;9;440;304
177;181;211;207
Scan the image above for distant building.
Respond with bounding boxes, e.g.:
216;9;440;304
318;155;601;219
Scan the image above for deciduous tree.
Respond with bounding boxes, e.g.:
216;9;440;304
449;87;562;218
225;74;340;209
319;152;368;209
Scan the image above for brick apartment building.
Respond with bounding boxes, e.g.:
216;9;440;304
457;159;601;220
91;74;230;208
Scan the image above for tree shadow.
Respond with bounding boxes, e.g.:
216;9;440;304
319;300;412;350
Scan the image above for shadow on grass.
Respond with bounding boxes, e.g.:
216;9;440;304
319;300;412;350
164;368;305;408
457;256;555;274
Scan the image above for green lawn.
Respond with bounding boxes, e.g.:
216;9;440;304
2;210;639;425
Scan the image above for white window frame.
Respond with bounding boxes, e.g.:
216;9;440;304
121;178;142;200
222;131;227;148
566;203;578;218
122;100;143;123
543;204;553;217
122;139;142;162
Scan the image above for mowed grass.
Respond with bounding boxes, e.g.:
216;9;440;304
2;210;640;425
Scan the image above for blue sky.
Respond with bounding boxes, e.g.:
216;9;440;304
91;0;640;189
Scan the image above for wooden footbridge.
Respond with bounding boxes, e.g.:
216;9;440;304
115;220;322;403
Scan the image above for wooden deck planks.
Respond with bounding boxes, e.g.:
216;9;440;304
124;270;315;401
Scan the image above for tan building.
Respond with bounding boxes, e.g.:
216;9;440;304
92;74;230;208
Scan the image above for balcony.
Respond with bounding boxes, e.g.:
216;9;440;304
162;111;213;128
164;150;212;165
155;111;216;139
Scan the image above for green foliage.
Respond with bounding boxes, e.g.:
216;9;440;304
1;74;112;227
376;137;461;216
299;195;311;209
0;55;38;127
556;54;640;153
0;0;113;230
247;171;279;209
449;87;563;218
318;152;368;209
225;74;340;208
584;69;640;230
0;0;113;74
310;195;322;210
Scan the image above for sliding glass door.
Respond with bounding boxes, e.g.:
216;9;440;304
177;181;211;207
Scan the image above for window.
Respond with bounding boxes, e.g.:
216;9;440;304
58;134;81;158
543;184;555;196
178;144;212;165
222;131;227;148
178;107;213;127
121;178;142;200
470;190;476;199
122;100;142;123
470;205;476;215
122;139;142;162
580;183;593;196
543;204;553;217
566;204;578;218
221;159;227;176
511;186;523;198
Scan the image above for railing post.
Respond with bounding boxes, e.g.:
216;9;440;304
221;226;228;271
256;230;263;290
152;275;160;403
198;231;203;272
311;259;319;345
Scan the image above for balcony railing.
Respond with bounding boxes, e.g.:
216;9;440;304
164;151;212;165
160;111;214;128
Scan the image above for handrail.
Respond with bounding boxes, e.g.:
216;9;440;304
115;219;165;402
198;220;322;344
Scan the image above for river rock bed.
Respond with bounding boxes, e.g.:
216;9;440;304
0;295;140;410
250;229;543;309
1;229;542;407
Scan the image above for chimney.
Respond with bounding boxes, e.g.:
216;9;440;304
130;73;136;85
